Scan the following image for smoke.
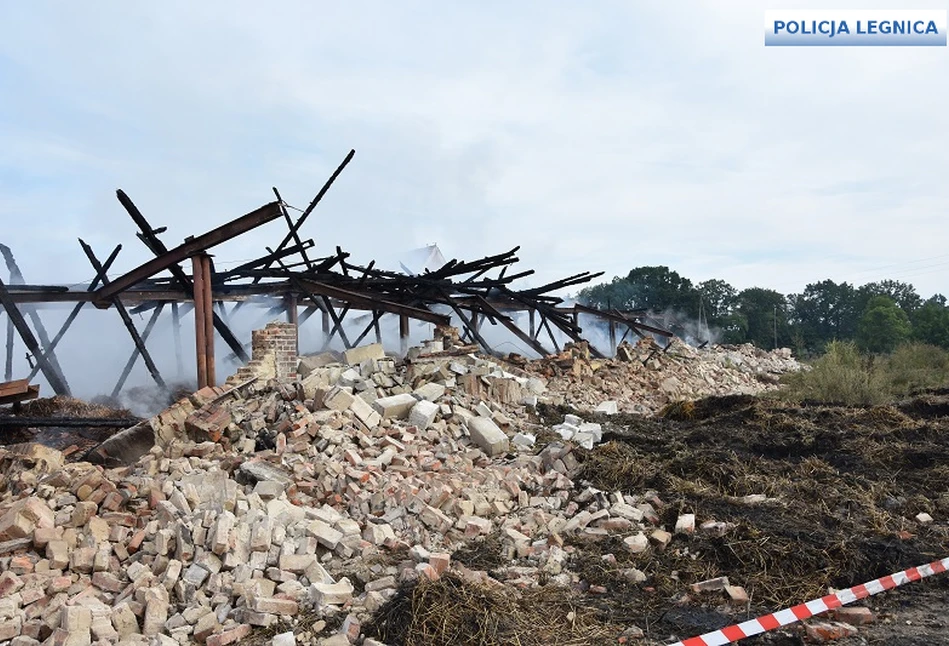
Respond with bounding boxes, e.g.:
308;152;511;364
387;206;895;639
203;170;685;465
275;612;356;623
652;307;723;347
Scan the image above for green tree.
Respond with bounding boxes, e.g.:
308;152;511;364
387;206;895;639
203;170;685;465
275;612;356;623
624;266;699;316
911;301;949;349
576;276;642;310
856;296;912;354
788;280;859;352
733;287;791;349
856;280;922;315
577;266;700;316
697;279;737;328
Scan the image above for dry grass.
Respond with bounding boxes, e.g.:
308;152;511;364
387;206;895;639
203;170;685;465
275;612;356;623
6;396;132;418
365;574;617;646
575;394;949;608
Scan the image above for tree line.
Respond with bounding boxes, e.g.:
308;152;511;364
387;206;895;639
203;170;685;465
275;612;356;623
576;266;949;355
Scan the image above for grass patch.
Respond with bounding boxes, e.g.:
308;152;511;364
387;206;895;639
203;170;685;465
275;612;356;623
778;341;949;405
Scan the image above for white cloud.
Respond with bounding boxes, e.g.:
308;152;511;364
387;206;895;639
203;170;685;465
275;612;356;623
1;0;947;326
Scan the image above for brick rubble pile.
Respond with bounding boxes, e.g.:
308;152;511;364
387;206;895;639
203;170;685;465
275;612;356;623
0;323;806;646
523;337;803;415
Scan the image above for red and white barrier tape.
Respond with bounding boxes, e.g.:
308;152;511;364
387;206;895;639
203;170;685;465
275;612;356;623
669;556;949;646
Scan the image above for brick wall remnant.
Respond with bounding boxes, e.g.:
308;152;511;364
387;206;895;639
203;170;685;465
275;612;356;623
228;321;298;386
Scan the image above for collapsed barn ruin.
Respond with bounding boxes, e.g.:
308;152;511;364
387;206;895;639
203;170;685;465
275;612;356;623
1;149;675;404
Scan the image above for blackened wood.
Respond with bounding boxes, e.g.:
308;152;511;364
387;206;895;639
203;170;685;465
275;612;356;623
0;277;71;395
0;244;70;390
111;303;165;397
115;190;251;362
95;199;281;306
27;244;121;382
80;239;167;392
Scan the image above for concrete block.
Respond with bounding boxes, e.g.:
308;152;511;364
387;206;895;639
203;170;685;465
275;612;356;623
408;400;439;430
323;386;355;411
307;521;343;549
343;343;385;365
309;578;354;606
349;396;381;429
594;400;618;415
372;393;418;419
467;418;509;456
413;382;446;402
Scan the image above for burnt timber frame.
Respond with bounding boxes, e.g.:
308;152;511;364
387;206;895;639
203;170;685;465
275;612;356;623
2;148;677;399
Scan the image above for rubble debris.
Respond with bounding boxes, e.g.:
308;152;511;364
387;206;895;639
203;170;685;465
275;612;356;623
523;338;803;415
0;324;946;646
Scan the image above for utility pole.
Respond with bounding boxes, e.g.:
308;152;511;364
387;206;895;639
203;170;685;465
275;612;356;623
773;305;778;349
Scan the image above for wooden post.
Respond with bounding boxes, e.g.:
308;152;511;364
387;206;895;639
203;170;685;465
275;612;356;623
321;309;330;346
399;315;409;356
172;302;183;378
528;309;536;339
373;310;382;345
4;313;12;382
202;255;215;387
192;256;208;389
609;319;616;356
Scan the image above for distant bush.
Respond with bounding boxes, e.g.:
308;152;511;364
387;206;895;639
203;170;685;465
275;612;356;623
778;341;949;405
779;340;886;405
883;343;949;395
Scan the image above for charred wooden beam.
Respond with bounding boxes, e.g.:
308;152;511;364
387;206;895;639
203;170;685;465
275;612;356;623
94;200;282;307
273;150;355;257
571;304;673;338
0;278;71;395
297;279;449;326
350;310;384;348
273;187;313;272
115;190;253;363
80;240;167;393
0;244;70;390
474;296;550;357
216;241;317;281
399;315;409;355
0;416;142;428
0;378;40;406
112;303;165;397
4;312;12;382
27;244;122;383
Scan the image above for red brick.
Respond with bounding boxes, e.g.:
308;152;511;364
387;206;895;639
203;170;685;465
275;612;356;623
206;623;252;646
833;606;874;626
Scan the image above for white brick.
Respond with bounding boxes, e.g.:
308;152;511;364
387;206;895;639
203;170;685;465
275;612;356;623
467;418;509;456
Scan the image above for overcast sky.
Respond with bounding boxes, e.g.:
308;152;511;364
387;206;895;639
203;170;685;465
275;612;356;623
2;0;948;302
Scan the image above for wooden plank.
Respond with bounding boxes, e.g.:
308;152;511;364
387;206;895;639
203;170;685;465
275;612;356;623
0;383;39;406
0;378;30;397
93;201;282;307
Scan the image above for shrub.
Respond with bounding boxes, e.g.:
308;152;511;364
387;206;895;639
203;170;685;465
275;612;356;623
779;341;949;405
779;340;885;405
881;343;949;396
